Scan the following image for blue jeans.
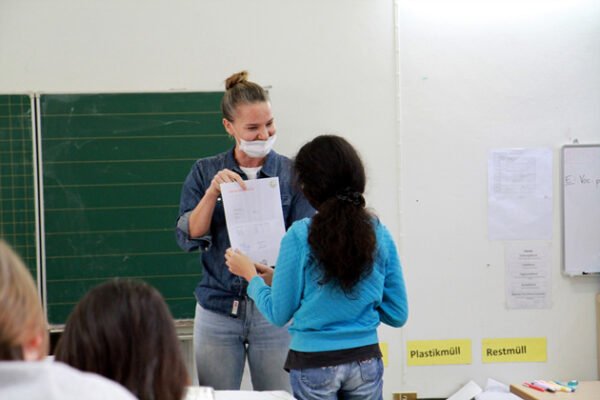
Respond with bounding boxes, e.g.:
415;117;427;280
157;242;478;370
289;358;383;400
193;301;291;391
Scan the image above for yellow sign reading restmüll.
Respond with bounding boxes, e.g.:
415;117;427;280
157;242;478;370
482;337;546;363
407;339;472;366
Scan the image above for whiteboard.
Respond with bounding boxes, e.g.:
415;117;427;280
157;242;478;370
562;144;600;275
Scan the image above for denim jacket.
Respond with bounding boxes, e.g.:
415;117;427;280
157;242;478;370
176;148;314;317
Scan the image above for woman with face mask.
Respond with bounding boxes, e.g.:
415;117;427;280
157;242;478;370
176;71;314;392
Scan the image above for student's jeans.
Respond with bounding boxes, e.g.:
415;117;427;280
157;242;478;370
193;301;291;392
289;357;384;400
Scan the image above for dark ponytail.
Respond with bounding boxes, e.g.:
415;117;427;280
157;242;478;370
294;135;376;292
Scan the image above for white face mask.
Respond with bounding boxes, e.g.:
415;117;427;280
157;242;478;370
239;135;277;158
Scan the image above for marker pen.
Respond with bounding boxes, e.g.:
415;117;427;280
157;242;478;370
533;380;556;393
532;381;555;392
523;383;545;392
550;382;574;393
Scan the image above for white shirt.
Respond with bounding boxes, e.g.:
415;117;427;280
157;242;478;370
0;360;136;400
239;166;262;180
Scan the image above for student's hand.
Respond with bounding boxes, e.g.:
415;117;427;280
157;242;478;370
207;169;246;197
255;263;274;286
225;248;257;282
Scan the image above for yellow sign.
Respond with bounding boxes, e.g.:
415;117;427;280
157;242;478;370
407;339;472;366
380;342;388;366
482;337;546;363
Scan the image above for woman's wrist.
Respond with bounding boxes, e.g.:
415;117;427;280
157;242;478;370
246;270;258;282
204;186;220;200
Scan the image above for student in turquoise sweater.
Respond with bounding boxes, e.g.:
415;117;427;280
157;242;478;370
225;134;408;400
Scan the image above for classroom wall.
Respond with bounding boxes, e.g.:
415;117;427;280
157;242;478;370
2;0;600;398
398;0;600;397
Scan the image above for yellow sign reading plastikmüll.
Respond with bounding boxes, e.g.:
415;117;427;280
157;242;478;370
407;339;472;366
482;337;546;363
380;342;388;367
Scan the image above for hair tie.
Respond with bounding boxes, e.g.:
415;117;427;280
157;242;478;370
335;188;365;207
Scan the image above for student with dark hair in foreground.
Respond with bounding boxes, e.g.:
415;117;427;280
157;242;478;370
0;240;135;400
226;134;409;400
55;278;189;400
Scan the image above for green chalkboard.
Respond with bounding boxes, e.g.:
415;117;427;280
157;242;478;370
0;94;38;281
39;92;229;324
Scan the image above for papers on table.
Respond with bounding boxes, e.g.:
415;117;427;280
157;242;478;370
220;177;286;266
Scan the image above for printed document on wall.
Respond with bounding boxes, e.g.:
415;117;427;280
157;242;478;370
221;177;285;266
488;148;552;240
505;242;551;309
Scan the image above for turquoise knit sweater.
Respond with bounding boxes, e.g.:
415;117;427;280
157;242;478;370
247;218;408;352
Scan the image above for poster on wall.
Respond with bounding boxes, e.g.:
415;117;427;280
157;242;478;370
505;242;551;309
488;148;553;240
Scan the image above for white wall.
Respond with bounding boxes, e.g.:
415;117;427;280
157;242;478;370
2;0;600;398
398;0;600;397
0;0;399;225
0;1;399;223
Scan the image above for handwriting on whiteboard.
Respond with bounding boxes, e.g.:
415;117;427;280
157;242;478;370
564;174;600;188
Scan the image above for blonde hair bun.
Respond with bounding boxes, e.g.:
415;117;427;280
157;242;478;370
225;71;249;90
221;70;269;121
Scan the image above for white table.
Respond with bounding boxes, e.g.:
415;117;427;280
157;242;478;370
186;387;295;400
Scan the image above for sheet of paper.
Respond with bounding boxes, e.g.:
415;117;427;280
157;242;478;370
447;381;482;400
505;242;551;309
221;177;286;266
488;148;552;240
185;386;215;400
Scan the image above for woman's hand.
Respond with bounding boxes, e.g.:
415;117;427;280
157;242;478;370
225;248;258;282
255;263;274;286
207;169;246;197
188;169;246;238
